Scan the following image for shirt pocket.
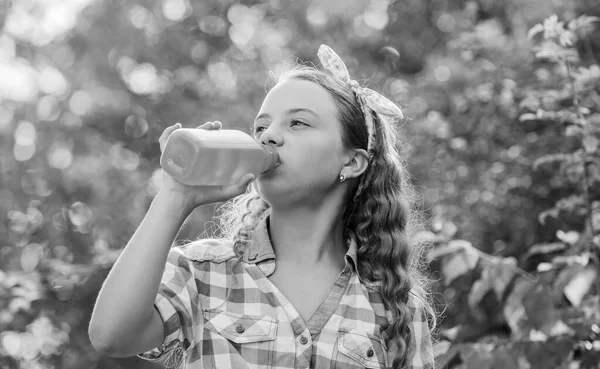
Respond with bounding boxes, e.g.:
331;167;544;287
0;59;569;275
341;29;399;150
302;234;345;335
336;329;388;369
202;309;278;369
203;309;278;343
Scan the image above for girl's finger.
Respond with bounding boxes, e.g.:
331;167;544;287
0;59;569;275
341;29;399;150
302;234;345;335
167;123;181;131
196;122;214;129
162;123;180;139
160;123;181;150
195;121;222;130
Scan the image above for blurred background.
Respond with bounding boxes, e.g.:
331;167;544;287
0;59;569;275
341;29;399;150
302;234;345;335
1;0;599;368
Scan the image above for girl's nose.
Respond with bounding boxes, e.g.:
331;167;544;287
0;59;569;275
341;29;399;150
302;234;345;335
260;126;283;146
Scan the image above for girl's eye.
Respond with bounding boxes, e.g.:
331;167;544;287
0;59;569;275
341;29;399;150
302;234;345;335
254;126;266;134
253;120;306;135
290;119;307;127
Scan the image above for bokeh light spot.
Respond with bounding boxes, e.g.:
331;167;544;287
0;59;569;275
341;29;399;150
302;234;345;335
110;142;140;171
162;0;190;22
227;4;249;24
199;16;228;36
38;65;69;97
69;90;93;115
52;245;74;263
306;6;327;27
229;22;255;46
434;65;451;82
14;143;36;162
0;59;39;102
0;332;21;357
125;115;149;138
129;5;152;29
48;145;74;170
68;202;94;228
127;63;159;95
364;10;388;30
37;96;61;121
437;13;455;33
15;120;36;145
506;145;521;159
21;243;45;272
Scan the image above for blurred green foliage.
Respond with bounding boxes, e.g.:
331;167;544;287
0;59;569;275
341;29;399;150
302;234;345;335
0;0;599;368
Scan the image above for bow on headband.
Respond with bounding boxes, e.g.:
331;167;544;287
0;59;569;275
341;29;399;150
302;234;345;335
317;44;404;153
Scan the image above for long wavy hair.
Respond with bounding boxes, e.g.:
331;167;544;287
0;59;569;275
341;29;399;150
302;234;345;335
217;67;436;368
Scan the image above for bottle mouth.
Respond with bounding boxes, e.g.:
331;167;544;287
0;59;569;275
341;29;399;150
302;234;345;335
262;144;280;171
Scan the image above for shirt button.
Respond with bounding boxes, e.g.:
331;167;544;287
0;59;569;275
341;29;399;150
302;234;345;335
299;336;308;345
367;349;374;358
236;325;245;333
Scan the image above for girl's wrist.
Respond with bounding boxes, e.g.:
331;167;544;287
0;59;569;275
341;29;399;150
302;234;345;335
153;189;195;220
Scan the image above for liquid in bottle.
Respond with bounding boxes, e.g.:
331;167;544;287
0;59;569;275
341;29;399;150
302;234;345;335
160;128;279;186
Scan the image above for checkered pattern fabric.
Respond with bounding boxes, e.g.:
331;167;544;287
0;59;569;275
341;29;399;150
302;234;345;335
138;216;434;369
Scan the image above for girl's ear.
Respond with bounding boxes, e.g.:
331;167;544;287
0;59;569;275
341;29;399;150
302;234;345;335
343;148;369;179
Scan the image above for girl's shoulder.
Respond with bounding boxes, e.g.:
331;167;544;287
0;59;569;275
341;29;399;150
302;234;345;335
174;238;237;264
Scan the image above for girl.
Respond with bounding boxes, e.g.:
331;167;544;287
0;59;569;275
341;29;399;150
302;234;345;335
89;45;436;369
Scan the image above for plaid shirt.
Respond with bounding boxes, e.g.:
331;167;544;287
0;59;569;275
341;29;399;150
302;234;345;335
138;216;434;369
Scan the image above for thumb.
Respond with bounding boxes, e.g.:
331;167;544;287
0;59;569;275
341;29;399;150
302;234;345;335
239;173;256;189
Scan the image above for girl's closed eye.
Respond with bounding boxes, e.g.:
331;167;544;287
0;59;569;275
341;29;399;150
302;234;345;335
290;119;308;127
253;120;307;134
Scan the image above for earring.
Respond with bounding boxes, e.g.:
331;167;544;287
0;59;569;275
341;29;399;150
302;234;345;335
339;173;346;183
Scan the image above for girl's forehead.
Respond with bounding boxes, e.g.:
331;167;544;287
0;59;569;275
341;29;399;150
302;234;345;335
261;79;338;116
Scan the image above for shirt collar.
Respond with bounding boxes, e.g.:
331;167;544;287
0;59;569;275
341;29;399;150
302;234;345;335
243;214;362;280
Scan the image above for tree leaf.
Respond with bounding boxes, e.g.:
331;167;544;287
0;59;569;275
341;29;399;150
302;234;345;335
564;266;598;307
568;15;600;35
558;30;575;47
538;207;559;225
519;113;538;122
548;320;574;337
439;240;480;286
583;136;599;153
433;340;452;358
533;153;568;171
428;239;474;261
468;256;517;308
527;23;545;40
552;252;590;267
556;230;580;245
504;277;535;337
525;242;566;258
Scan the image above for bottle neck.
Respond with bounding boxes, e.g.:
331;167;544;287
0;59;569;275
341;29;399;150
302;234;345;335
260;145;278;173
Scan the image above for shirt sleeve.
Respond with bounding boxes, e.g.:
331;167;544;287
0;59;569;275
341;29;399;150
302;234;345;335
402;293;435;369
137;246;200;365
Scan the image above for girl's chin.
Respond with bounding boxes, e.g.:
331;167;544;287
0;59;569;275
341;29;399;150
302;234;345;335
256;167;280;182
253;176;288;199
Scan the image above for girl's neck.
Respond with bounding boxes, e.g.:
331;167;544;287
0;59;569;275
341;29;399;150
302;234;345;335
267;205;348;267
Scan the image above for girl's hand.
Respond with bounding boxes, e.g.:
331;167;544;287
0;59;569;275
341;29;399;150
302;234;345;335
157;121;255;211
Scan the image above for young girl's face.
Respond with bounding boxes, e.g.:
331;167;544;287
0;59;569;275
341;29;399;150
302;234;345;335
252;78;349;207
